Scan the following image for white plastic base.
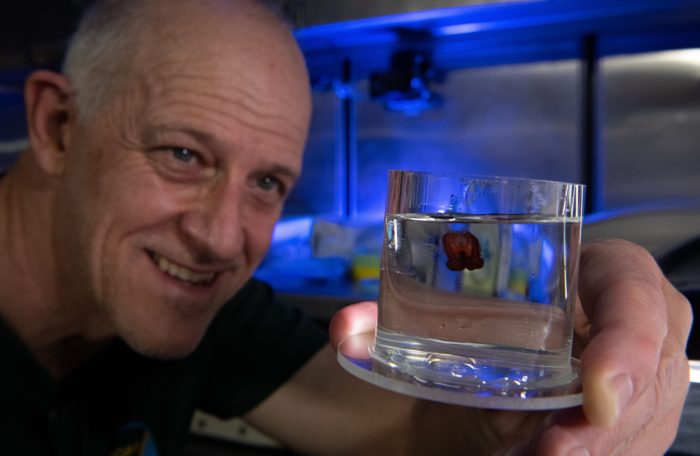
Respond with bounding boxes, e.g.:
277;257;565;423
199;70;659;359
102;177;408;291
337;332;583;410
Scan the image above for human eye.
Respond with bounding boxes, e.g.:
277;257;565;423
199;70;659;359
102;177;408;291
257;175;282;193
170;147;198;163
147;145;215;182
252;174;292;205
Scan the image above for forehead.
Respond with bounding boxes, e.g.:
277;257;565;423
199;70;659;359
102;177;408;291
135;0;308;91
116;1;311;161
140;56;308;149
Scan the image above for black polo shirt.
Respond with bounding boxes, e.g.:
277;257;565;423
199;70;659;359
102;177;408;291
0;279;328;456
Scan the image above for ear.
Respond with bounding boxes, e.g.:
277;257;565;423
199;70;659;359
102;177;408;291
24;70;74;176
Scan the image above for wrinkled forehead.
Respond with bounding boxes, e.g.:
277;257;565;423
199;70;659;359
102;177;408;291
130;0;311;124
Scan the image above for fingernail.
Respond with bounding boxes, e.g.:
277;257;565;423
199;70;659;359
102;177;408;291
584;372;634;427
607;373;634;423
567;447;591;456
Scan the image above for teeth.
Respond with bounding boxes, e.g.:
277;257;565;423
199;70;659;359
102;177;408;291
153;253;215;285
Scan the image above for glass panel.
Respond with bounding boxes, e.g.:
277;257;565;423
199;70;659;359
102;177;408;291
283;90;342;217
354;60;581;220
601;49;700;210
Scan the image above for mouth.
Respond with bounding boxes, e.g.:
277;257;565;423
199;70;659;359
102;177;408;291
148;251;217;287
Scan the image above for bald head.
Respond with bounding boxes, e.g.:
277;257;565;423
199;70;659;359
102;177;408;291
63;0;310;123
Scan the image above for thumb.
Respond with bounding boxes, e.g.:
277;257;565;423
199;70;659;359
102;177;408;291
328;301;378;351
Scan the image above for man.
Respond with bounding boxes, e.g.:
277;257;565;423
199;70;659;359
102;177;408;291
0;0;692;454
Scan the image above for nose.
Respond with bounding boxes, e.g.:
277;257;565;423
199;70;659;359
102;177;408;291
178;184;246;264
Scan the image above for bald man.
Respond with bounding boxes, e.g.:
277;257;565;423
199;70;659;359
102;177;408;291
0;0;692;455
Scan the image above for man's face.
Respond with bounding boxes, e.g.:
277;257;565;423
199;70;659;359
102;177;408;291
54;4;311;358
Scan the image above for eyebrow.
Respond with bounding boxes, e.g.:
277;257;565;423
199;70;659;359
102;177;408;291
146;124;220;149
262;164;301;182
146;124;301;180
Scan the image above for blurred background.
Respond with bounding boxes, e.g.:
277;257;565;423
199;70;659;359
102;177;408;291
1;0;699;453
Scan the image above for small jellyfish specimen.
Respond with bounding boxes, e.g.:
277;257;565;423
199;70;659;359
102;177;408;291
442;231;484;271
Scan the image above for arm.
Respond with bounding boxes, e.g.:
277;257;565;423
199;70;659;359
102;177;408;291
244;343;503;455
245;239;692;455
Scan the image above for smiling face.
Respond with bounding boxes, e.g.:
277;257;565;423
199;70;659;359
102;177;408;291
52;0;311;358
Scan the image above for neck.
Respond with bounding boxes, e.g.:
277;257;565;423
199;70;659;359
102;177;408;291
0;152;113;379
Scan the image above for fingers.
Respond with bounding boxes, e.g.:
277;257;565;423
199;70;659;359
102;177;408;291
660;277;694;360
529;339;689;455
577;239;672;428
518;400;680;456
512;281;691;455
512;239;693;455
328;301;378;351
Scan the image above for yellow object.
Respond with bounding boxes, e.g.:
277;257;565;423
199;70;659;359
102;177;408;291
351;255;380;281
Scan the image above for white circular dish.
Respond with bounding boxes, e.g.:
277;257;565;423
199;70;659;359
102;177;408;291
337;332;583;410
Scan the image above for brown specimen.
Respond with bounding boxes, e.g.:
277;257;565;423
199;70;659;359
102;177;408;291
442;231;484;271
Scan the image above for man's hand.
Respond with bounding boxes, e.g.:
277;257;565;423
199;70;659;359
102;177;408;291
329;239;693;455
